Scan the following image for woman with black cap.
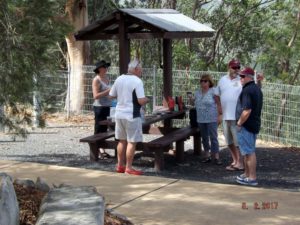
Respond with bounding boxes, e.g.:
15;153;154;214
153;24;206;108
92;60;112;159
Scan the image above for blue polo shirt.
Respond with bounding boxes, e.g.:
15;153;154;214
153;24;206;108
236;81;263;134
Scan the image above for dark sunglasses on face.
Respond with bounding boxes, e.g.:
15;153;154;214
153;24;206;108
200;80;208;83
231;66;241;70
239;75;246;78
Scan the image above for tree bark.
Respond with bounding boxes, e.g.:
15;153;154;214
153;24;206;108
65;0;90;114
161;0;176;9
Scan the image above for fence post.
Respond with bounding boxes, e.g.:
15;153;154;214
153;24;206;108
0;104;4;132
153;65;157;110
32;74;41;127
33;90;41;127
66;60;71;120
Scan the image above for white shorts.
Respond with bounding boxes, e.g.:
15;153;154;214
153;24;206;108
115;118;143;143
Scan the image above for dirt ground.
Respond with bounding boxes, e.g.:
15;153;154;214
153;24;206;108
49;114;300;192
2;113;299;192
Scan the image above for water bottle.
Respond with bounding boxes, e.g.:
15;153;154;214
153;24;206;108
174;96;179;111
111;99;117;107
110;107;116;122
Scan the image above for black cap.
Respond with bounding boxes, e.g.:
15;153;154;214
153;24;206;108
93;60;111;73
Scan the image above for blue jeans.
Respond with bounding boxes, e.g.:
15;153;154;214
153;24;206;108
198;122;219;153
237;126;257;156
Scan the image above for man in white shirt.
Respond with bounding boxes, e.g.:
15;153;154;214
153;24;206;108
216;59;244;171
109;59;149;175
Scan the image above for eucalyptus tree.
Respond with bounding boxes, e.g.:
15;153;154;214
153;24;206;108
186;0;276;70
0;0;70;135
88;0;119;64
161;0;177;8
258;0;300;83
65;0;90;114
257;0;300;137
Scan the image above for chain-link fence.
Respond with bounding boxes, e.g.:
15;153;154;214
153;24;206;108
39;65;300;147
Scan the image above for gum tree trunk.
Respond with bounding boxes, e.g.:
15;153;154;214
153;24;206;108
65;0;90;114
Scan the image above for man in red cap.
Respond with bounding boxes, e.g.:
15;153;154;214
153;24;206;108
215;59;244;171
235;67;263;186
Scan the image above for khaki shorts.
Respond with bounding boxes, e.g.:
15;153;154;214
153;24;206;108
115;118;143;143
222;120;238;146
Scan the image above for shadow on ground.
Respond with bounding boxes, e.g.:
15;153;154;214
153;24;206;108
2;147;300;192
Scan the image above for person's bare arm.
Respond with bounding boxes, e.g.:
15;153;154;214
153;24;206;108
214;95;222;115
237;109;252;128
138;97;149;106
108;94;116;99
214;95;222;124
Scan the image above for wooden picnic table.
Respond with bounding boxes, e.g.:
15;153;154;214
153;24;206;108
99;110;186;134
80;109;201;171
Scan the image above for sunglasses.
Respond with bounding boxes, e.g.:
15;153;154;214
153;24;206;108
239;75;246;78
231;66;241;70
200;80;209;83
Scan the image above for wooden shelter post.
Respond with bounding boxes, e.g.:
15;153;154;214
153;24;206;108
163;38;172;101
118;13;130;74
163;38;172;128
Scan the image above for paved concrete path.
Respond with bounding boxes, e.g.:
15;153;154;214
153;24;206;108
1;160;299;225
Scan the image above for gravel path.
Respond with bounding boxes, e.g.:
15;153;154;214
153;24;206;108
1;119;299;192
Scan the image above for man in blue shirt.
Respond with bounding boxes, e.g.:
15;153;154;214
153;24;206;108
235;67;263;186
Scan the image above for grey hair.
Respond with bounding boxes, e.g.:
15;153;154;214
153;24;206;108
128;59;141;73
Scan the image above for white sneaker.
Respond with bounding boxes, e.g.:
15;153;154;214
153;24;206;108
236;177;258;186
236;174;247;181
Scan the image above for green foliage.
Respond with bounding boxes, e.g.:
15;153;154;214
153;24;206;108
88;0;119;64
0;0;71;135
257;0;300;83
87;0;299;84
173;41;193;69
174;0;300;83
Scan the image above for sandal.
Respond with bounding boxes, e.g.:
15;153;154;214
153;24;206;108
99;152;112;159
116;165;126;173
226;165;244;171
214;159;223;165
201;157;211;163
125;169;143;175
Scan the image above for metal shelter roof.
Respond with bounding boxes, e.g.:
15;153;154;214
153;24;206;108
74;8;215;105
75;8;215;40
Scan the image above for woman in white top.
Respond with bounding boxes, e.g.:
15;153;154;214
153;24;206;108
92;60;112;159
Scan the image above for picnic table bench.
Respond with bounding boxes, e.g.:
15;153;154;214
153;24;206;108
79;131;115;161
146;125;201;171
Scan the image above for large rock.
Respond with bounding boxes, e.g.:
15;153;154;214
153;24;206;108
0;173;19;225
35;177;50;192
14;178;35;189
36;186;105;225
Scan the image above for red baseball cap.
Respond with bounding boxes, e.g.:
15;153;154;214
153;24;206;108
228;59;240;68
239;67;255;76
